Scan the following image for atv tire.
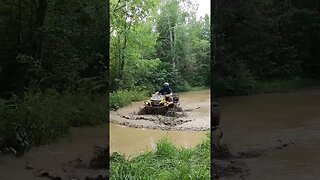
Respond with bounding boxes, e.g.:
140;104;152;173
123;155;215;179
172;93;179;103
165;108;176;117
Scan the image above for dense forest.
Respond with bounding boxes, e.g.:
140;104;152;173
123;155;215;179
213;0;320;96
0;0;107;155
0;0;107;97
110;0;210;94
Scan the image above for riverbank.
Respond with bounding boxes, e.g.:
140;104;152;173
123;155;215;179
213;79;320;97
0;124;108;180
110;135;210;179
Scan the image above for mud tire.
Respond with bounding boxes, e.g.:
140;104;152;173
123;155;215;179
172;93;179;103
165;108;176;117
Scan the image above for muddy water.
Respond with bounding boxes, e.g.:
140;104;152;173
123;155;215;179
110;89;210;131
110;90;210;156
110;123;206;156
0;125;107;180
219;87;320;179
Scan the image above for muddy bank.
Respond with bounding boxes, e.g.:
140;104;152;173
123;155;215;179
217;87;320;179
110;90;210;131
0;124;108;180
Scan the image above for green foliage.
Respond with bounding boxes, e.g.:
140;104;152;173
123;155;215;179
0;0;107;96
110;0;210;93
110;89;149;110
0;90;107;149
110;134;210;180
213;0;320;95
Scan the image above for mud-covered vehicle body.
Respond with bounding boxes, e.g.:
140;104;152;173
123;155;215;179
138;93;180;116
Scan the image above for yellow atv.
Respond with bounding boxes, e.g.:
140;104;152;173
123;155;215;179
138;93;180;116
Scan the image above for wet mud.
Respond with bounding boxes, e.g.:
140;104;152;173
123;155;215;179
24;146;108;180
217;87;320;179
110;90;210;131
213;139;293;179
0;125;108;180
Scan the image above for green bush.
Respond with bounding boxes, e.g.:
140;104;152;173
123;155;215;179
110;89;149;110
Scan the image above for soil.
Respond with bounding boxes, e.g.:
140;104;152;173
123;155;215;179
216;87;320;179
0;125;108;180
213;140;293;179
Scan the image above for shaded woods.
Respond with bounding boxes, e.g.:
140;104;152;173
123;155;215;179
109;0;210;109
213;0;320;96
0;0;107;155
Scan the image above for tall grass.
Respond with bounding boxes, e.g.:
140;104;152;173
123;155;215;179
110;133;210;179
0;89;107;154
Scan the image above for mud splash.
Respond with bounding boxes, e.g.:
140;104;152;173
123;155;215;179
110;90;210;131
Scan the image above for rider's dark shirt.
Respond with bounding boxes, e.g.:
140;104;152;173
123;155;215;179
159;87;172;95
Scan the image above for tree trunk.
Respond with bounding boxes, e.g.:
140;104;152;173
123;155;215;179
30;0;47;90
167;18;175;70
34;0;47;61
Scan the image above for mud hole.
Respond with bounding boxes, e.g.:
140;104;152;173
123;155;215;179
110;106;208;131
25;147;108;180
120;112;192;126
213;140;293;179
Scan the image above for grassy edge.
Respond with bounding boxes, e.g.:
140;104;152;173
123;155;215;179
110;133;210;179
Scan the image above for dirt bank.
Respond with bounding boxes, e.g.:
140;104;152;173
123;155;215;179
110;90;210;131
0;125;108;180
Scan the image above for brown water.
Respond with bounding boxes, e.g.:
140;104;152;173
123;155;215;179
219;87;320;179
109;89;210;156
0;125;107;179
110;123;207;156
110;89;210;131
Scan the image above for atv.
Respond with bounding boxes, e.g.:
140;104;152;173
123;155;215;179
138;93;181;116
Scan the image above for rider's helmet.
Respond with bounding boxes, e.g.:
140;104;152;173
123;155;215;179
163;82;169;88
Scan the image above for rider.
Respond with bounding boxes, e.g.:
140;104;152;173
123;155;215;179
155;82;173;101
